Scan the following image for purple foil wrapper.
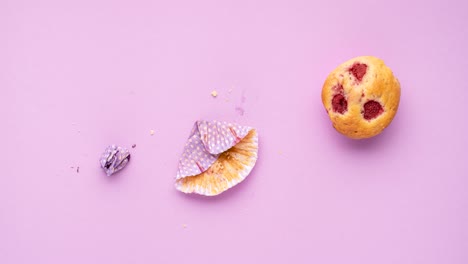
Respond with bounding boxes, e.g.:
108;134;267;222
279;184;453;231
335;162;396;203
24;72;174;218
100;145;131;176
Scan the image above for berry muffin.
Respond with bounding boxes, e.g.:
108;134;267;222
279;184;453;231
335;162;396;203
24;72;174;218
321;56;400;139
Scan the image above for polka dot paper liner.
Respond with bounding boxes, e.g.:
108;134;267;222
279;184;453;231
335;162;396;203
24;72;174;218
176;120;259;196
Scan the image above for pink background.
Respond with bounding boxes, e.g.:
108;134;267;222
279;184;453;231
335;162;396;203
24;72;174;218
1;0;467;263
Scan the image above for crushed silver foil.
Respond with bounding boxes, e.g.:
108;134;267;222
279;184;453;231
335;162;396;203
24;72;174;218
100;145;131;176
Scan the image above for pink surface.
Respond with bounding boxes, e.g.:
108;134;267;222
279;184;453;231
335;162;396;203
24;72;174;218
1;0;467;263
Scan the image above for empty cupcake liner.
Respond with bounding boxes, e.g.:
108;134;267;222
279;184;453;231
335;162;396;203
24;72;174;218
175;120;259;196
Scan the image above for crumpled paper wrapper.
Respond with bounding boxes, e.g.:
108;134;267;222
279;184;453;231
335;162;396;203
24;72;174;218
175;120;259;196
100;145;131;176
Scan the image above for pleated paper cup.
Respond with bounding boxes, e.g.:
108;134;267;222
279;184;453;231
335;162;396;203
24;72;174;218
175;120;259;196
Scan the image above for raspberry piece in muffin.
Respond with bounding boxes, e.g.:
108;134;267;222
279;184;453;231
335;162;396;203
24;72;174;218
349;63;368;82
363;100;384;120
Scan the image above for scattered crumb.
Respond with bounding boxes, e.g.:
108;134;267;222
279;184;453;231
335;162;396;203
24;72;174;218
278;151;283;155
77;167;80;173
235;106;245;116
211;90;218;97
183;224;187;228
70;166;74;169
150;130;155;135
132;144;136;148
228;88;233;93
241;95;246;103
